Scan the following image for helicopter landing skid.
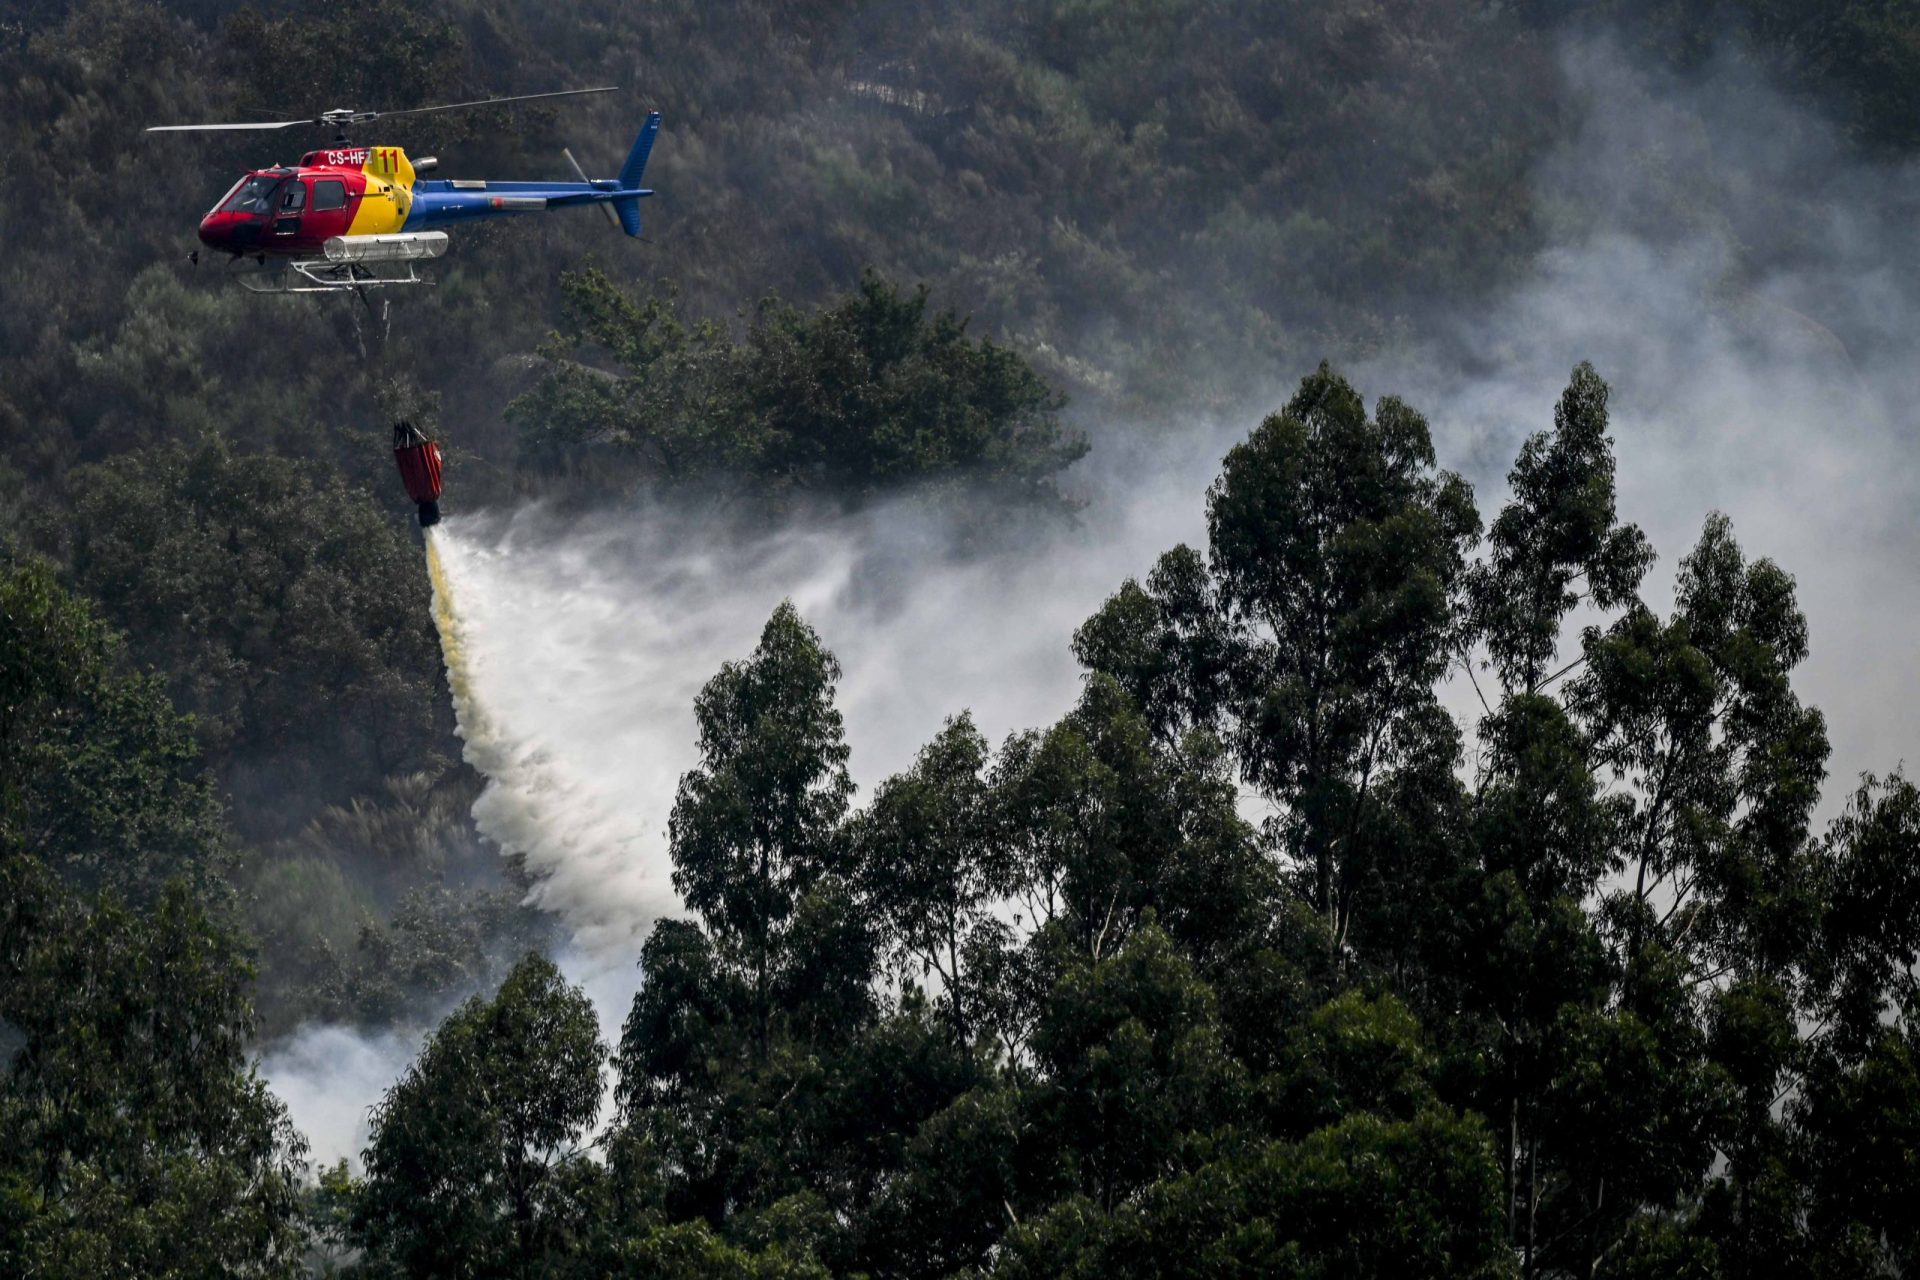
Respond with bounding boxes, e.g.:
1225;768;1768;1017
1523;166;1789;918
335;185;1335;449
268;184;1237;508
234;258;433;294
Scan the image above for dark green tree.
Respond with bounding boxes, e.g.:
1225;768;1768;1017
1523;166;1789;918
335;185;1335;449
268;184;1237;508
995;1105;1512;1279
0;549;226;900
1206;364;1480;944
1029;922;1248;1209
0;876;307;1278
63;441;453;835
515;271;1087;509
669;601;863;1063
1465;361;1653;699
1807;772;1920;1054
1795;1020;1920;1275
616;918;752;1226
855;712;1013;1046
996;675;1278;971
1072;543;1241;747
356;953;607;1278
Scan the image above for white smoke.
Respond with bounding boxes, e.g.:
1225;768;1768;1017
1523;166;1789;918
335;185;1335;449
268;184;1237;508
1364;37;1920;791
260;1024;427;1170
425;437;1239;962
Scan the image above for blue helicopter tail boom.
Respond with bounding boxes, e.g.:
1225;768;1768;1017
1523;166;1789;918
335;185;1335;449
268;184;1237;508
402;112;659;236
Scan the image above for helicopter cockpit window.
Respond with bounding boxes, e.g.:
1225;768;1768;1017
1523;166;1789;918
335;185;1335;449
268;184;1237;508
278;181;307;213
218;175;280;215
312;179;348;212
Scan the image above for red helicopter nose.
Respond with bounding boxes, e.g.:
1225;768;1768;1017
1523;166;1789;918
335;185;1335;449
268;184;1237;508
198;207;268;255
198;212;237;251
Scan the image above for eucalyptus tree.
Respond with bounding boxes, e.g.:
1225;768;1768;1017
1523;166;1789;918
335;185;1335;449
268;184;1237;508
1445;365;1833;1275
855;712;1011;1046
1027;922;1249;1212
615;605;880;1241
995;675;1278;974
1072;543;1242;749
1569;512;1829;973
1205;363;1480;947
1465;361;1653;702
668;601;863;1064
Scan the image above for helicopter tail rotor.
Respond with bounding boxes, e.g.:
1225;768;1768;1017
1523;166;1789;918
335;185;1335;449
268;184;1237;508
563;147;622;231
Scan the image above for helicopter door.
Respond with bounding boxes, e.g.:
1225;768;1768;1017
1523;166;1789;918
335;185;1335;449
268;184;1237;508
305;178;353;241
271;178;307;238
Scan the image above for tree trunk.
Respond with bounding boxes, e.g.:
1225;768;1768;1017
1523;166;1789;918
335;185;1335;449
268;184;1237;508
1525;1128;1539;1278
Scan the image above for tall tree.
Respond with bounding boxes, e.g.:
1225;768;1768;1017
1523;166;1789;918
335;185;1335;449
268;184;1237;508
1072;543;1241;748
1466;361;1652;700
996;675;1277;971
670;602;860;1062
1569;512;1829;975
856;712;1012;1046
1206;364;1479;944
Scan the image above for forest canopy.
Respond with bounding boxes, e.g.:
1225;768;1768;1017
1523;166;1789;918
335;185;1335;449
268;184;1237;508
315;362;1917;1277
11;357;1920;1275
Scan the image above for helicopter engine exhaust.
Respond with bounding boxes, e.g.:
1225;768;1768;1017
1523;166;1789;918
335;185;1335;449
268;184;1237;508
323;231;451;264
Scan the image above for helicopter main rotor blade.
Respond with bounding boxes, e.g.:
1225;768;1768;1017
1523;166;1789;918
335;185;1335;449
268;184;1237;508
370;86;618;122
146;120;318;132
144;87;617;138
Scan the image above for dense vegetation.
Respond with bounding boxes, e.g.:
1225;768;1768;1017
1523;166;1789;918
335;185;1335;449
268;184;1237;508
322;362;1916;1277
5;0;1920;1274
11;358;1920;1275
513;269;1086;513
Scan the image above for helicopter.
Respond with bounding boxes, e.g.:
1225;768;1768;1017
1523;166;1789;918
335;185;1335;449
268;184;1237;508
148;88;658;295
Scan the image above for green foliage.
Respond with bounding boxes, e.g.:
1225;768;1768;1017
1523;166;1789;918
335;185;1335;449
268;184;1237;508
515;270;1086;511
1809;772;1920;1050
355;953;608;1276
855;712;1012;1044
997;1107;1512;1279
332;359;1920;1277
1596;0;1920;148
1207;364;1480;941
63;441;454;834
1030;922;1248;1207
1796;1021;1920;1273
611;1219;831;1279
8;0;1920;1270
1569;511;1830;974
0;549;226;900
1466;362;1653;698
0;875;307;1278
1268;990;1436;1136
670;601;865;1061
1072;543;1240;746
